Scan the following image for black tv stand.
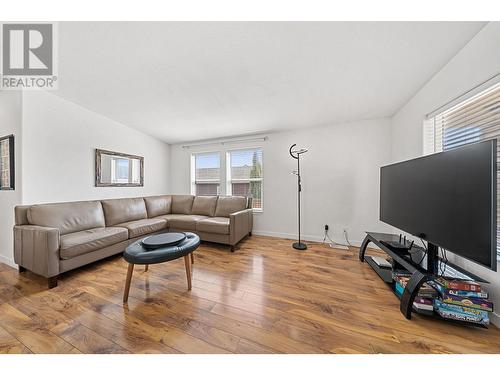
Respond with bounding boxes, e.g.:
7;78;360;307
380;233;415;253
359;232;488;323
380;240;412;252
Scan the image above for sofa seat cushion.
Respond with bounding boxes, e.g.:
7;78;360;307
196;217;230;235
159;214;208;231
60;227;128;260
115;218;167;238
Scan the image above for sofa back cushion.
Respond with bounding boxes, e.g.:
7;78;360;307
214;196;247;217
171;195;195;214
191;196;218;216
14;205;30;225
101;197;147;226
27;201;105;235
144;195;172;217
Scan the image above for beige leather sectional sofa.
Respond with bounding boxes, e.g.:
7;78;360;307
13;195;253;288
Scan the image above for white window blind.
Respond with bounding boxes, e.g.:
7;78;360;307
193;152;220;196
423;118;436;156
227;148;263;210
424;82;500;257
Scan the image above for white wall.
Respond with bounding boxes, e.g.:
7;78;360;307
21;91;170;204
0;91;23;267
170;118;393;245
391;22;500;326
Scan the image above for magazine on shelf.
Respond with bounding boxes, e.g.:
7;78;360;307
434;300;489;326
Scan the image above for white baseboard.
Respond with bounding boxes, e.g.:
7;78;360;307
252;230;365;247
491;312;500;328
0;254;16;269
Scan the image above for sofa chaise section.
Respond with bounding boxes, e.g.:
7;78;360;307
195;196;253;248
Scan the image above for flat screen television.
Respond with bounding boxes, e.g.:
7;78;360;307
380;139;497;271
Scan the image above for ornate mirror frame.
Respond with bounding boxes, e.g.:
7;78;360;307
0;134;15;191
95;148;144;187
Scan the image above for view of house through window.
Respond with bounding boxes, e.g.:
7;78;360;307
424;81;500;256
193;152;221;196
228;148;263;209
191;148;263;209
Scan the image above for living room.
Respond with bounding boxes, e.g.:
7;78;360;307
2;0;500;371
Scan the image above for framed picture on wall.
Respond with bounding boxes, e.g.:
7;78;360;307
0;134;15;190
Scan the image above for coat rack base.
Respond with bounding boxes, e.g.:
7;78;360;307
292;242;307;250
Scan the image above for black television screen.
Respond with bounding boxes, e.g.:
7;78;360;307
380;139;497;271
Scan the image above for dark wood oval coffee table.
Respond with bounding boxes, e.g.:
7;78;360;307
122;232;200;303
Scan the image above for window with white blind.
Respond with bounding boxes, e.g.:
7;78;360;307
192;152;221;196
423;81;500;257
227;148;263;210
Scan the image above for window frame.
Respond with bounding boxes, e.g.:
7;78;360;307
189;145;264;212
226;146;264;212
190;151;222;196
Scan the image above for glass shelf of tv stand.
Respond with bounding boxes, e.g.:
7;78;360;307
361;232;490;328
365;232;488;283
397;247;488;283
385;273;490;329
363;255;490;327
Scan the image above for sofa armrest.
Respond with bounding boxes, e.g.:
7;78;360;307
229;208;253;245
13;225;60;278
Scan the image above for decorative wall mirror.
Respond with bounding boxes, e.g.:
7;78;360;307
0;134;15;190
95;149;144;187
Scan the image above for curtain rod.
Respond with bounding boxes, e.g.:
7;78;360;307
425;72;500;119
182;136;268;149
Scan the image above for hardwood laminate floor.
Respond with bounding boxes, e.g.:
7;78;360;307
1;235;500;354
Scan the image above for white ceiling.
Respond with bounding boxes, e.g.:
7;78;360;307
56;22;486;144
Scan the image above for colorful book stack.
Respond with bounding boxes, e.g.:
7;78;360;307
429;277;493;326
393;273;437;315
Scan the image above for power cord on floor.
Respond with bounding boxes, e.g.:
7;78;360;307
323;230;350;250
343;229;353;247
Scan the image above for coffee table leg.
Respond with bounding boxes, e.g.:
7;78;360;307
190;252;194;264
123;263;135;303
184;255;192;290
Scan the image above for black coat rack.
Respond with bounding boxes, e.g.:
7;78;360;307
289;144;308;250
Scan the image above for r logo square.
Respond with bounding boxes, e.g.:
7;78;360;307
0;22;58;89
3;24;53;75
